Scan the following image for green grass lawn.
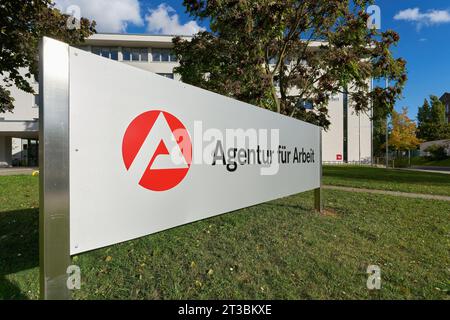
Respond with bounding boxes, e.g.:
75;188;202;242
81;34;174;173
1;175;449;300
323;166;450;196
410;157;450;167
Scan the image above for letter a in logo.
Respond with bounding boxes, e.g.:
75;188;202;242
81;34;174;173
122;110;192;191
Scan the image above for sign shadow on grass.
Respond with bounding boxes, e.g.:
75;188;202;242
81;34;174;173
0;208;39;299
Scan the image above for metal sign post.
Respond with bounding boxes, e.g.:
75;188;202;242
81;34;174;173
39;38;71;300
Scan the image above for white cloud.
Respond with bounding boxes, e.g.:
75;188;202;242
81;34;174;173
394;7;450;27
53;0;144;33
145;4;205;35
394;8;421;21
427;10;450;23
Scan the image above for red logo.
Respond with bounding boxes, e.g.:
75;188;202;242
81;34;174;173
336;154;343;161
122;110;192;191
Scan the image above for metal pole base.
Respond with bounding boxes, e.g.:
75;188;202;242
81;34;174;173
314;187;323;213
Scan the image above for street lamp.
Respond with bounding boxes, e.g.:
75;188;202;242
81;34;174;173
385;78;389;169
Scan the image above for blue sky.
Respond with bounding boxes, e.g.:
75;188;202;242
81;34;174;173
55;0;450;120
375;0;450;120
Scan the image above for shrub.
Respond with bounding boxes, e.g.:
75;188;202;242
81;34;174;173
424;144;448;160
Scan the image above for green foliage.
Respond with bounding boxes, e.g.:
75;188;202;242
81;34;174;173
417;99;431;130
371;98;393;157
0;87;14;114
174;0;407;129
429;96;446;123
0;0;96;113
424;144;449;161
417;96;450;141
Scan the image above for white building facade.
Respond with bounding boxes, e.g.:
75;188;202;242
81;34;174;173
0;68;39;167
0;33;372;167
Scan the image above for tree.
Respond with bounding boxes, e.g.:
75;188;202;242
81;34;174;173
173;0;407;129
388;107;421;152
429;95;446;124
372;106;387;157
417;99;432;141
417;95;450;141
417;99;431;126
0;0;96;113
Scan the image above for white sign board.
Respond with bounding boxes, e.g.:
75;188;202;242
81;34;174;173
43;39;321;255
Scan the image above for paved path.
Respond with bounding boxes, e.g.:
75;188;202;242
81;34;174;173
404;166;450;175
399;168;450;175
323;185;450;202
0;167;37;176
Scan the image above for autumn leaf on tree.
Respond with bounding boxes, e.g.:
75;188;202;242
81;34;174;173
388;107;422;151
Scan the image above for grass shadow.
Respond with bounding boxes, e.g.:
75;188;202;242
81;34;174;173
0;276;30;300
260;199;314;213
0;208;39;276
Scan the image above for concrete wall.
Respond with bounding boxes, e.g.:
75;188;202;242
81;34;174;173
322;94;344;162
0;68;39;123
347;109;372;163
12;138;23;162
0;68;39;135
322;93;372;163
124;61;181;80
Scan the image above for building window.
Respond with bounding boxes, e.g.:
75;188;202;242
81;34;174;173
303;100;313;110
76;46;90;52
152;48;177;62
92;47;118;60
157;73;174;79
123;48;148;62
296;100;314;110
